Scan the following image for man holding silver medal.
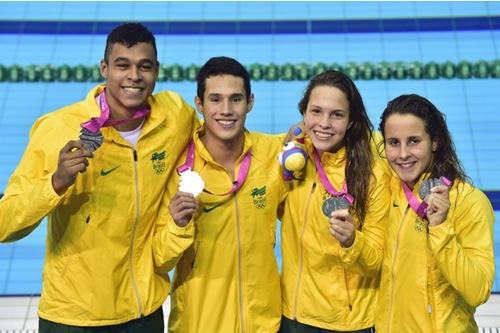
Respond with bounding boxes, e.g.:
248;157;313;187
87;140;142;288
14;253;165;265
153;56;288;332
0;23;198;332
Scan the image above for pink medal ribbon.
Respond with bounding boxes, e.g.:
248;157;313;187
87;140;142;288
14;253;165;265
402;176;451;219
81;88;151;133
177;140;252;195
312;149;354;205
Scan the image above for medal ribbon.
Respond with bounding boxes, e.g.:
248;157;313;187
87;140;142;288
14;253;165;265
177;140;252;195
81;88;150;133
402;182;428;219
402;176;451;219
312;148;354;205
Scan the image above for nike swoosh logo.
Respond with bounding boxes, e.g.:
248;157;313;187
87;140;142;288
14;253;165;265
100;165;120;176
202;201;225;213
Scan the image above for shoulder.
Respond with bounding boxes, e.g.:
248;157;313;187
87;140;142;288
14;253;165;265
31;99;87;136
153;90;192;110
249;131;283;155
453;182;493;210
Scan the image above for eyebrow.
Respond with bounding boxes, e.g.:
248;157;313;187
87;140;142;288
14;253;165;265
112;57;155;65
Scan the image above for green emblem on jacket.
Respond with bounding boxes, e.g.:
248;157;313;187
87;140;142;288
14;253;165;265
251;186;267;209
151;150;166;175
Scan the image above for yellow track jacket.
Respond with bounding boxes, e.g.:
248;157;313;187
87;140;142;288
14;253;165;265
376;175;495;333
280;137;391;331
0;85;197;326
154;128;287;333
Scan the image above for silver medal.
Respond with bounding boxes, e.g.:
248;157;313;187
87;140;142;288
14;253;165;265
79;127;104;152
418;178;445;200
322;196;350;217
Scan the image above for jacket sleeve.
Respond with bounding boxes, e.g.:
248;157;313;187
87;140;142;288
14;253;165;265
0;116;66;242
428;186;495;307
152;151;195;275
338;158;391;276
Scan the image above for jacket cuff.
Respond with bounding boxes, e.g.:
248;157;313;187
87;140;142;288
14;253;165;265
167;218;194;237
44;174;66;205
338;230;363;266
428;220;453;253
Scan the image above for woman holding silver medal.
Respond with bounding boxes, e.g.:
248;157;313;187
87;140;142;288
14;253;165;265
279;70;391;333
375;94;495;332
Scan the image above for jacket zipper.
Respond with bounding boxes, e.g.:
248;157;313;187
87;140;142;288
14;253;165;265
343;269;352;311
427;237;437;332
293;182;316;319
387;205;410;332
129;149;144;317
234;194;245;333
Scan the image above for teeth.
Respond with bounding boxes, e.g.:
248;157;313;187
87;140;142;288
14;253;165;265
314;131;332;138
218;120;235;125
123;87;142;92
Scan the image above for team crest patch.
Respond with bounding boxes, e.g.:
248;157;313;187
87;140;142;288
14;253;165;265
151;150;167;175
251;186;267;209
414;217;428;232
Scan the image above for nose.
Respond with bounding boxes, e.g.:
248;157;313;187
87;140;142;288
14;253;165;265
220;99;233;115
128;66;142;82
318;113;331;128
399;143;410;159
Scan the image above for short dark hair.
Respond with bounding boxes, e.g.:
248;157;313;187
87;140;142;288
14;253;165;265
197;56;251;103
104;23;157;63
379;94;467;182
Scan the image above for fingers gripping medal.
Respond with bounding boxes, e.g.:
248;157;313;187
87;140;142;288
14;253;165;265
79;127;104;152
322;196;351;217
418;177;452;200
178;169;205;197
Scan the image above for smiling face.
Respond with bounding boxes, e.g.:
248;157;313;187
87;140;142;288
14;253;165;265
195;74;253;146
303;85;351;155
384;113;437;188
100;42;158;119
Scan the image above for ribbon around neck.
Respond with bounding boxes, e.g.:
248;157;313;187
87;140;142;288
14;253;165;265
312;148;354;205
177;140;252;196
81;88;150;133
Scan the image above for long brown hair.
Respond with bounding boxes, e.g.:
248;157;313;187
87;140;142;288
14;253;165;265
299;70;373;224
379;94;468;183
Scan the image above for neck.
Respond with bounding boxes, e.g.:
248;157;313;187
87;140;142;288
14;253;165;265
201;133;245;177
105;95;147;132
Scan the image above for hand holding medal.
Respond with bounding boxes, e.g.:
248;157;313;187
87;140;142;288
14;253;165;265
419;177;451;226
327;206;356;248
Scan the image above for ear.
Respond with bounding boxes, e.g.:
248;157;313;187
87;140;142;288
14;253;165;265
154;61;160;80
99;60;108;80
194;96;204;116
432;140;438;152
247;93;255;113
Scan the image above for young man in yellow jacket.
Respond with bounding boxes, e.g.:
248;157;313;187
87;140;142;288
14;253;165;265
0;23;197;332
153;56;287;333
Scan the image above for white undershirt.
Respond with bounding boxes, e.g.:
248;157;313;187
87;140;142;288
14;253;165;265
118;120;144;148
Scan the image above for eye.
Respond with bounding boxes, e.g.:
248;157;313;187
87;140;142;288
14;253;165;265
409;138;421;145
232;96;243;103
282;142;296;151
386;139;399;146
141;63;154;71
331;111;345;118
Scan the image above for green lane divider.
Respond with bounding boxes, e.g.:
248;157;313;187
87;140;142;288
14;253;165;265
0;60;499;82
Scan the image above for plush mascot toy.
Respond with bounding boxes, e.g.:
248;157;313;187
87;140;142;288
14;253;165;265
278;127;307;182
